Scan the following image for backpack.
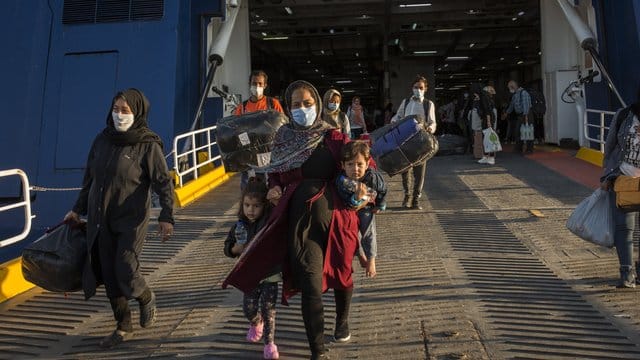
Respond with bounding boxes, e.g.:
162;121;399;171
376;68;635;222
521;88;546;117
403;98;431;120
241;97;274;114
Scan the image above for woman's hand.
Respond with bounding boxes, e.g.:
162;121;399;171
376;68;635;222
600;180;612;191
158;221;174;242
267;186;283;206
64;210;80;224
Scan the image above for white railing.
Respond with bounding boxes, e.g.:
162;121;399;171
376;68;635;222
584;109;616;153
0;169;35;248
172;125;222;187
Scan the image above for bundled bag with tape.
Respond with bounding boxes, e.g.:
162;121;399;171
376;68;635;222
614;175;640;212
216;110;289;172
565;189;614;248
370;114;439;176
22;221;87;292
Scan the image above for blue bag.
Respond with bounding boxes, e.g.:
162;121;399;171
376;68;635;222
370;115;439;176
371;116;422;157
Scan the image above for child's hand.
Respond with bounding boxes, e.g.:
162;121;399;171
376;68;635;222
358;253;368;268
355;182;367;200
366;258;377;278
231;243;245;256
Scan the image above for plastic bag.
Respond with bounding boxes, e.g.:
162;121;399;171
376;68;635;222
483;128;502;153
22;222;87;292
566;190;614;248
216;110;289;172
520;123;534;141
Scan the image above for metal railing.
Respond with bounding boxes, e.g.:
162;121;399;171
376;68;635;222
0;169;35;248
584;109;616;153
172;125;223;187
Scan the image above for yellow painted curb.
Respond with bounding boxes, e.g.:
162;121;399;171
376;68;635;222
0;257;35;303
174;166;233;207
576;147;603;167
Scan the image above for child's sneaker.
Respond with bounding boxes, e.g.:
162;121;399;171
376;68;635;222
477;156;488;164
487;157;495;165
246;322;264;342
263;343;280;359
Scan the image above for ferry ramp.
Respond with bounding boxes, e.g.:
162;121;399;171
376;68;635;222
2;146;640;359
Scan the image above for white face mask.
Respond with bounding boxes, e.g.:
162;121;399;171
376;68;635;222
413;88;425;98
509;88;516;94
328;103;339;111
291;107;317;127
112;112;135;132
250;85;264;98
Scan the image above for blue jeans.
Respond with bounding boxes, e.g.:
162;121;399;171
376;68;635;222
611;193;636;269
358;209;377;259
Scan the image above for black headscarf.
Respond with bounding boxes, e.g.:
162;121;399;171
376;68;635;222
103;88;163;147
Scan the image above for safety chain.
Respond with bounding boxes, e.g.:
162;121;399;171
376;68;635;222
30;186;82;192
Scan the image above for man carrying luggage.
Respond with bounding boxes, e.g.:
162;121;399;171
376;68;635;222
234;70;284;190
391;75;437;210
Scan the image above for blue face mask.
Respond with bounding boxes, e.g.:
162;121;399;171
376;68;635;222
291;106;317;127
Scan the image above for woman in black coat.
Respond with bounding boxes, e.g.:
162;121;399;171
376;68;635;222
65;88;174;348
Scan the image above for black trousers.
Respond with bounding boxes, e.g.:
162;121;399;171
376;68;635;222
99;228;151;332
401;161;427;199
288;186;353;354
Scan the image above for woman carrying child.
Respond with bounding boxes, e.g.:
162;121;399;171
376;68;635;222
224;178;280;359
223;80;364;360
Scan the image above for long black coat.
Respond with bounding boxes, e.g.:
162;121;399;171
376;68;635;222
73;132;174;300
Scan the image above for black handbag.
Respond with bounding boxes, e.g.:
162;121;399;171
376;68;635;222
22;221;87;292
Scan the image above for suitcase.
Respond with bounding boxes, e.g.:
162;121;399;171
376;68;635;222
371;115;439;176
216;110;289;172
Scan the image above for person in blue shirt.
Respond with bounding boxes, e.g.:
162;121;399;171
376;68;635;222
505;80;533;153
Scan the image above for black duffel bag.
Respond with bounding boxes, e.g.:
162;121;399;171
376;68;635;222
22;221;87;293
216;110;289;172
370;115;439;176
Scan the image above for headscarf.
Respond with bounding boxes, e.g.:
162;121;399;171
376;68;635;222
103;88;163;147
261;80;331;173
322;89;342;129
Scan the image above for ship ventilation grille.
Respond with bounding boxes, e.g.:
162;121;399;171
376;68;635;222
63;0;164;25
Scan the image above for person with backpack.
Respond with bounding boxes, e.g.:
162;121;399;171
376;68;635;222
504;80;533;153
391;75;436;210
234;70;285;190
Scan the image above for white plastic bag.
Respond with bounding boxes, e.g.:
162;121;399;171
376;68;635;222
520;123;534;141
566;189;614;248
482;128;502;153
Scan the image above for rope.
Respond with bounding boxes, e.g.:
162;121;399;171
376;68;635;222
31;185;82;192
